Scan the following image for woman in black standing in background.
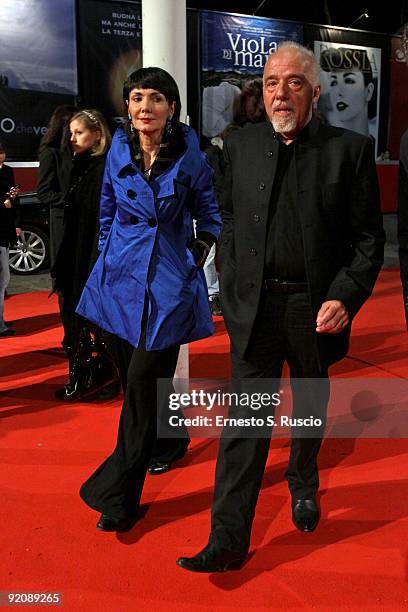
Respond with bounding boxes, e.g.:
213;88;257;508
52;109;117;401
37;104;77;349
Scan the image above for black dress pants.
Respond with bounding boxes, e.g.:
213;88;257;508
106;333;191;463
79;336;188;519
210;290;330;553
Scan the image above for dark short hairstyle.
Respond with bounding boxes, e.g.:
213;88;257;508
123;67;181;120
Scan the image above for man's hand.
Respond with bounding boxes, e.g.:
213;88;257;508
316;300;349;334
4;198;12;209
16;227;22;238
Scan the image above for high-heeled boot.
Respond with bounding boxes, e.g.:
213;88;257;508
55;328;119;402
54;328;93;401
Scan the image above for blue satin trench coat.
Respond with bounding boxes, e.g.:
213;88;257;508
76;125;221;350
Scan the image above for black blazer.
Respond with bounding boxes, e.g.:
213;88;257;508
52;152;106;298
37;147;72;208
219;118;385;363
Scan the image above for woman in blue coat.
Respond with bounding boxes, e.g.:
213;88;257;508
78;67;221;532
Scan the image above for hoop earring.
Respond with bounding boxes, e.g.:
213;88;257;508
165;114;174;136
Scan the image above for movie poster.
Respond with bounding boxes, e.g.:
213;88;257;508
0;0;76;160
201;11;303;139
76;0;142;128
314;40;382;155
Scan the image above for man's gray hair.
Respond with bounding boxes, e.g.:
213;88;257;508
274;41;320;88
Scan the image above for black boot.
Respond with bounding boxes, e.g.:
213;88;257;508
55;328;119;402
54;328;93;401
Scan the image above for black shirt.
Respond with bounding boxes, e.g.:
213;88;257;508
264;134;306;281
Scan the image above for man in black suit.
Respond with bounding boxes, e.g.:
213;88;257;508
177;41;384;572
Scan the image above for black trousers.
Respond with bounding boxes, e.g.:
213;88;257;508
106;333;191;463
80;335;189;519
210;291;330;553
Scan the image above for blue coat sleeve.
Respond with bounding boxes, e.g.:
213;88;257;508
98;151;116;251
190;153;222;240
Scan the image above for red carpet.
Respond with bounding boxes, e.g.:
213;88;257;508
1;269;408;610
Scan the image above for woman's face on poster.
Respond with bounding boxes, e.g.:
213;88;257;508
327;70;374;122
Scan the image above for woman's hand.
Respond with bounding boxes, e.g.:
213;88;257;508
189;239;211;268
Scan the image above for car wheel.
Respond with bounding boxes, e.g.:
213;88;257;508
9;225;50;275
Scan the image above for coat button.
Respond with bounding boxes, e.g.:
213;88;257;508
247;281;255;288
249;248;257;256
253;214;260;222
148;218;157;228
129;215;139;224
267;151;274;158
127;189;136;199
259;183;265;190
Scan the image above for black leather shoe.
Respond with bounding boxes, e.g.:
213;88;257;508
292;497;320;532
176;543;246;573
96;513;139;533
148;446;188;476
148;461;171;475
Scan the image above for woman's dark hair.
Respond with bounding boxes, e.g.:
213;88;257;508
320;47;377;120
232;77;266;126
38;104;78;154
123;67;182;141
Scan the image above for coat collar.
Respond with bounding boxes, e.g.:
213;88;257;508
268;115;322;147
111;124;202;196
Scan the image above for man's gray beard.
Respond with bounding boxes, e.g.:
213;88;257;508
271;114;297;135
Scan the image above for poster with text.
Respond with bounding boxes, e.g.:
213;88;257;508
0;89;74;161
314;40;381;156
77;0;142;129
0;0;76;160
201;11;303;138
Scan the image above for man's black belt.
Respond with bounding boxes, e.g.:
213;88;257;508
264;278;308;294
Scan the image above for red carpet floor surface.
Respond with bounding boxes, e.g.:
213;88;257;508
1;268;408;610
